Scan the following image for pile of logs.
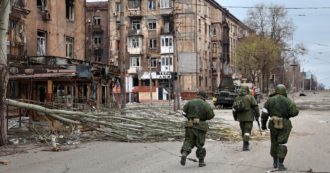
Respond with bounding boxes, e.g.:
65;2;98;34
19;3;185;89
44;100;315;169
5;99;241;142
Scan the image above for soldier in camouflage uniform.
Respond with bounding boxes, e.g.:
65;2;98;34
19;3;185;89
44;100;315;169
180;91;215;167
261;84;299;171
232;85;260;151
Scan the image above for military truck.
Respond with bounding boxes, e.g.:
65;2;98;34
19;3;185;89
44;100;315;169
213;76;238;109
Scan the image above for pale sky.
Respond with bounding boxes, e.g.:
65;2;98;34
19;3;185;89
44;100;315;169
217;0;330;88
87;0;330;88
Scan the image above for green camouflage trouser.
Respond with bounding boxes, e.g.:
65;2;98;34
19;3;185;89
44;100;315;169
181;127;206;160
270;127;291;159
239;121;253;142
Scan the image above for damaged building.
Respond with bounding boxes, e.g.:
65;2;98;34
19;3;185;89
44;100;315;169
6;0;119;129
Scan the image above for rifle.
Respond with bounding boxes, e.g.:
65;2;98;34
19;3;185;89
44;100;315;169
256;117;262;136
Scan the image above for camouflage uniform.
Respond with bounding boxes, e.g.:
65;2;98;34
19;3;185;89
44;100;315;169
180;91;215;167
261;84;299;171
232;86;260;151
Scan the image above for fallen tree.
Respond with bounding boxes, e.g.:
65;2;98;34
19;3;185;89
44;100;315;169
5;99;243;142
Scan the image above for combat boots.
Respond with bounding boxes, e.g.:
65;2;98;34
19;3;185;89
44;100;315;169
273;157;278;168
243;141;250;151
198;158;206;167
278;158;287;171
180;151;188;166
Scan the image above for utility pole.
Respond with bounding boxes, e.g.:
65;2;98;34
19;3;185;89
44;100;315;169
0;0;11;146
195;0;198;90
173;0;180;111
119;0;127;109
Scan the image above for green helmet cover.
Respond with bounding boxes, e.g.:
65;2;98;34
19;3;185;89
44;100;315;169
197;91;207;99
275;84;287;95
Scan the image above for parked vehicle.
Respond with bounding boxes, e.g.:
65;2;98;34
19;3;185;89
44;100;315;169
213;76;238;109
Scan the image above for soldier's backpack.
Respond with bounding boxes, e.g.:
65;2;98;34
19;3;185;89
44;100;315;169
233;96;247;112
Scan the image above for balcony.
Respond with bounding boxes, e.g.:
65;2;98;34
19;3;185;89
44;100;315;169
127;9;142;17
127;66;142;74
160;8;173;16
89;24;103;33
160;28;174;35
128;29;143;36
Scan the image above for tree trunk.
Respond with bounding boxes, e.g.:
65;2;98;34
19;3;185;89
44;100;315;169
0;67;9;145
0;0;11;146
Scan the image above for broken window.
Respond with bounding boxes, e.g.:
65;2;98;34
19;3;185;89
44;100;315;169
128;0;140;9
37;0;47;11
66;37;74;58
66;0;74;21
148;20;157;30
93;16;101;26
37;30;46;56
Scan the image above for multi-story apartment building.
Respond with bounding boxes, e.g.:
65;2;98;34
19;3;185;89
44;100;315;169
86;1;110;64
7;0;119;113
109;0;251;101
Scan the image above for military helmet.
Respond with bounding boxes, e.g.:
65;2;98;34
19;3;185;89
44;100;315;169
241;85;250;93
275;84;287;95
197;91;207;99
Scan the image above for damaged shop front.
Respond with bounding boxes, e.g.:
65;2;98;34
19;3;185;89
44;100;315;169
6;56;119;130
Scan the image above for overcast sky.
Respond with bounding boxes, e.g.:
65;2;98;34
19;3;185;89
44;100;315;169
87;0;330;88
217;0;330;88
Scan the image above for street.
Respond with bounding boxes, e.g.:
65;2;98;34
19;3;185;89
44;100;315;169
1;91;330;173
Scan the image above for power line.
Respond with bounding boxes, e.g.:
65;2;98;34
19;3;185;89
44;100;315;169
223;6;330;10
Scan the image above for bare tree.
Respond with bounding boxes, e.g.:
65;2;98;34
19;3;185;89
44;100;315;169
245;3;295;46
244;3;307;89
0;0;11;145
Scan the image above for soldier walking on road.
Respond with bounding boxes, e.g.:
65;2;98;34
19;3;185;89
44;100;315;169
261;84;299;171
180;91;215;167
232;85;260;151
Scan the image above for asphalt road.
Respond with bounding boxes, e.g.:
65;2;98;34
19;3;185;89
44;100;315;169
1;91;330;173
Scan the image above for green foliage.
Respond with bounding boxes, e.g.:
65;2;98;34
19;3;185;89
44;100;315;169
235;35;280;83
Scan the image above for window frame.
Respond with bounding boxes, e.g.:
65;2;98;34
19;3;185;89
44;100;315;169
66;36;74;59
130;37;140;48
149;38;157;49
93;16;101;26
132;20;141;31
160;0;172;9
148;20;157;30
130;56;140;67
37;30;47;56
149;57;158;68
66;0;75;21
148;0;156;10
